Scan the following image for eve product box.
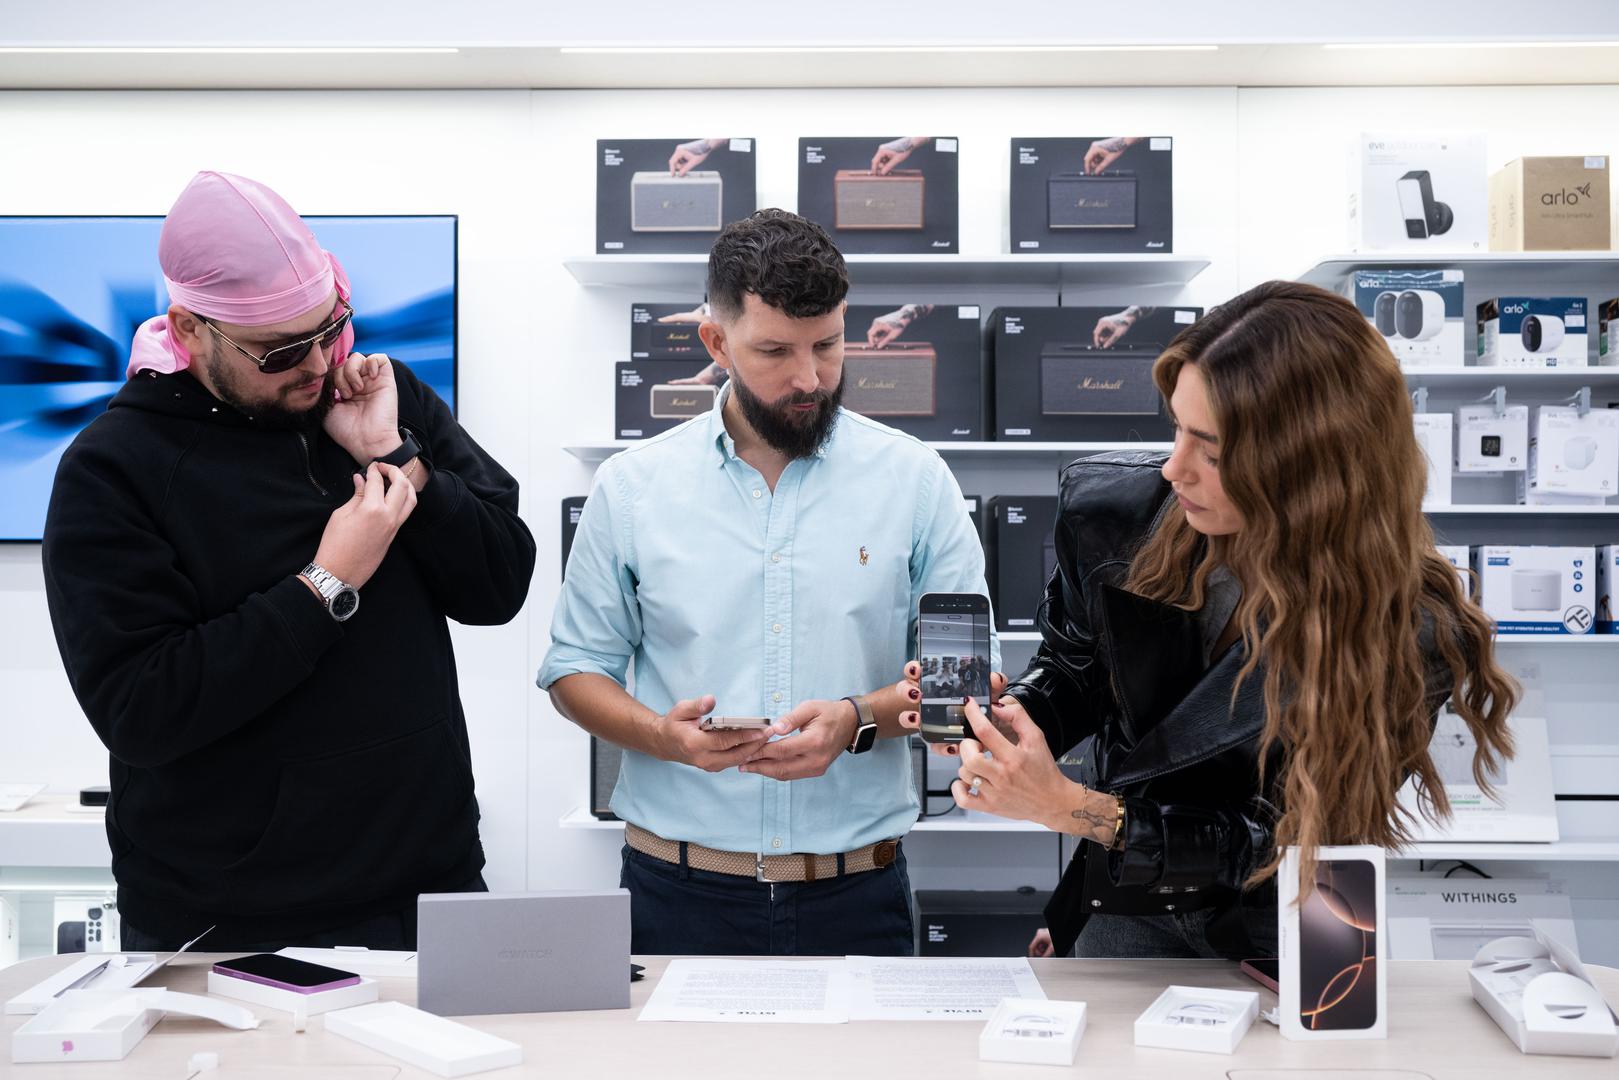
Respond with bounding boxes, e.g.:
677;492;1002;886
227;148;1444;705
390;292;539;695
561;496;585;580
1528;405;1619;497
1469;931;1618;1058
991;306;1198;441
11;989;257;1064
596;138;756;254
798;137;959;254
1455;404;1528;473
615;361;718;440
1279;845;1387;1041
1473;546;1595;635
1478;298;1588;368
1600;298;1619;366
1009;136;1174;253
1411;412;1453;508
417;890;631;1017
987;496;1059;633
1348;269;1465;367
1133;985;1259;1054
1489;156;1612;251
1598;545;1617;634
843;303;985;439
630;303;708;360
207;970;378;1016
1516;476;1606;507
1398;709;1559;842
326;1000;524;1078
1349;132;1487;252
916;889;1051;957
979;997;1087;1066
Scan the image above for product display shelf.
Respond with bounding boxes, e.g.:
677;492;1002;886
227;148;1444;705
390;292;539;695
1401;367;1619;389
559;806;1048;833
996;631;1619;646
565;440;1173;465
1298;251;1619;293
1426;504;1619;515
564;252;1211;290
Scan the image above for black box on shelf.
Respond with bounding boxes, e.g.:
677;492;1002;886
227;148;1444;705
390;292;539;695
631;302;711;359
798;136;959;255
988;495;1059;633
991;306;1198;441
1010;136;1173;253
597;138;757;255
616;360;718;439
590;737;622;821
842;303;984;440
916;889;1052;957
962;494;982;549
561;496;586;581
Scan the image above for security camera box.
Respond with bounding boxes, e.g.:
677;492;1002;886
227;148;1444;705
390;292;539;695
1598;298;1619;367
596;138;756;254
1477;298;1588;368
1473;546;1596;635
987;496;1059;633
1009;136;1174;253
631;302;709;360
1349;132;1487;252
991;306;1199;441
1411;412;1453;508
797;136;959;255
1527;405;1619;497
1348;269;1465;367
1489;156;1612;251
1598;545;1618;634
1455;404;1528;473
841;303;985;440
615;360;719;440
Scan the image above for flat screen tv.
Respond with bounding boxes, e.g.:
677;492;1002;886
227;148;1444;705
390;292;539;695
0;214;457;542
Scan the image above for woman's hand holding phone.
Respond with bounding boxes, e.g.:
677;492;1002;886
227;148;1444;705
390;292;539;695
897;662;1009;757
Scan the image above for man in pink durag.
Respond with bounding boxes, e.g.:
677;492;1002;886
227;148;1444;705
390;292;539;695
41;172;536;951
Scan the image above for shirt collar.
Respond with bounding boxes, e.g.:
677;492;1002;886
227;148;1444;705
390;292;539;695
705;381;841;465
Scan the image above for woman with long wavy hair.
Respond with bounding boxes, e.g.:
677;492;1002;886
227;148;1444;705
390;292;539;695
898;280;1517;959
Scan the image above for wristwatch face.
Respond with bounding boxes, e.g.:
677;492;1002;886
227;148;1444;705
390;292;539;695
849;723;878;754
330;589;360;621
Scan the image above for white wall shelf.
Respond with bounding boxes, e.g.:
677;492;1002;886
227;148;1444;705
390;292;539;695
1401;367;1619;389
564;440;1172;465
998;632;1618;646
1298;252;1619;293
1426;504;1617;516
563;253;1211;291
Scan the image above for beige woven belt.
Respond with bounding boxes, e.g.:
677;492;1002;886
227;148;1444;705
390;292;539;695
625;822;899;883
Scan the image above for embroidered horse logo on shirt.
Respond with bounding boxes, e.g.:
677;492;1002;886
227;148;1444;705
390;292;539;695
859;546;869;566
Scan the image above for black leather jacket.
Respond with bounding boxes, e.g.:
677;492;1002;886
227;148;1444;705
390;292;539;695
1002;451;1453;958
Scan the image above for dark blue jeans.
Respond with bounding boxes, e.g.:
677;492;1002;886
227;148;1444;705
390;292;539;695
620;843;915;956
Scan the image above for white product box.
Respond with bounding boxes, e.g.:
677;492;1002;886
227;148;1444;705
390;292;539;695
1413;412;1453;507
1349;269;1466;367
1598;545;1617;633
0;895;17;969
1516;475;1606;506
1599;298;1619;366
207;970;378;1015
1398;710;1559;842
1478;297;1589;368
1349;133;1487;252
0;782;45;812
1456;404;1528;473
1528;406;1619;497
10;988;257;1064
1474;546;1596;634
1389;876;1577;961
6;954;159;1015
978;997;1087;1065
1133;985;1257;1054
1280;845;1387;1041
278;946;418;979
1470;931;1618;1058
325;1000;524;1078
1436;544;1471;596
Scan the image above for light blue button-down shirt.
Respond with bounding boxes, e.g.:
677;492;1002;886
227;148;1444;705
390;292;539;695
538;388;998;855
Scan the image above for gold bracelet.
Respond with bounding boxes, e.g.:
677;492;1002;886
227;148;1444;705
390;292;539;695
1108;796;1127;851
403;456;419;481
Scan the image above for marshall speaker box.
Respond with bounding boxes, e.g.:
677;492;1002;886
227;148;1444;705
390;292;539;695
650;383;717;419
917;889;1052;957
988;495;1059;632
590;737;622;821
617;360;715;439
1038;344;1163;416
561;496;586;580
1047;172;1138;230
842;342;937;416
648;321;704;358
629;170;724;233
834;169;926;230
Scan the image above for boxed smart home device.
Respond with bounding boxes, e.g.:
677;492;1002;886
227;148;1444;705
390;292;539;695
1489;156;1612;251
1412;412;1453;507
979;997;1087;1065
1600;299;1619;367
1597;545;1617;634
991;306;1198;441
1516;474;1606;506
797;136;959;254
987;495;1059;633
1349;269;1465;367
1478;298;1588;368
1436;544;1471;596
1455;403;1528;473
1473;546;1596;635
841;302;985;440
1009;136;1174;253
1470;930;1618;1058
1527;405;1619;497
615;361;719;440
1279;845;1387;1041
1133;986;1259;1054
596;138;757;254
1349;132;1487;252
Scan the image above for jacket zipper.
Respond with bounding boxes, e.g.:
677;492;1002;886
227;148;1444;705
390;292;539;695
296;432;328;496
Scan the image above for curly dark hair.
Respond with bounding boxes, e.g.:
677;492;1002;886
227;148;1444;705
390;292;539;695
706;208;848;321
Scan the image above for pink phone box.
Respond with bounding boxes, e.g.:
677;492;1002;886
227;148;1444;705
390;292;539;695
212;958;362;995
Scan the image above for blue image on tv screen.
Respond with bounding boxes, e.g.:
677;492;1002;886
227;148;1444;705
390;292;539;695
0;214;457;541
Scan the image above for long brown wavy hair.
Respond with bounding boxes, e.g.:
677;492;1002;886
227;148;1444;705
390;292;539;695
1123;281;1517;891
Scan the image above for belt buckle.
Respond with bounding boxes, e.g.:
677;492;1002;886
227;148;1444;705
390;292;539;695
754;854;788;884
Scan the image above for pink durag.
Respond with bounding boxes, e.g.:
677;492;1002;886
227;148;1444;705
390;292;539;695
127;171;353;379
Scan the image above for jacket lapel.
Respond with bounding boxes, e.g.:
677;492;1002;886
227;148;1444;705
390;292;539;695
1098;584;1204;745
1106;642;1267;789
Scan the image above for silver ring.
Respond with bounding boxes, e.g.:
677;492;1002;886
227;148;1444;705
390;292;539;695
967;776;983;797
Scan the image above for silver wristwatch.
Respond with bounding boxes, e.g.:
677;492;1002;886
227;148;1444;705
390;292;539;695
300;562;360;622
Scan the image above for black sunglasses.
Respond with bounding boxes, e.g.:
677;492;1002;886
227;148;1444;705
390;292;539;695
198;299;353;375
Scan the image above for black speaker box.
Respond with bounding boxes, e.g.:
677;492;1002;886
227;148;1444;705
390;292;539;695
987;495;1060;633
916;889;1052;957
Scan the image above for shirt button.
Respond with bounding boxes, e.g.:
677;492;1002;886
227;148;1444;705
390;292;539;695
771;553;781;563
773;692;783;703
752;489;762;499
771;838;783;849
772;623;782;634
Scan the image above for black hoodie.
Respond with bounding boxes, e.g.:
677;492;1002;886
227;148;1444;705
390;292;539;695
42;362;535;945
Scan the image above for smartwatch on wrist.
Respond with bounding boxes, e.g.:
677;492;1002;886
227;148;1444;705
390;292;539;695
371;427;422;470
300;563;360;622
842;695;878;755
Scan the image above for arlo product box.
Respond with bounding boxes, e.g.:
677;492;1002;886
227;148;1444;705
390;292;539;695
615;361;718;439
1279;845;1387;1041
991;306;1198;441
1348;269;1465;367
987;496;1058;633
1469;931;1618;1058
842;302;984;440
1009;136;1174;253
1528;405;1619;497
798;137;959;255
1349;132;1487;252
1489;156;1612;251
1597;545;1617;634
979;997;1086;1065
1412;412;1453;508
1599;298;1619;366
1478;298;1588;368
596;138;756;254
1133;985;1259;1054
1455;403;1528;473
1473;546;1595;635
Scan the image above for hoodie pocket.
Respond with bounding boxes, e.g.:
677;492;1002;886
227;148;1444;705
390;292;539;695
224;717;477;913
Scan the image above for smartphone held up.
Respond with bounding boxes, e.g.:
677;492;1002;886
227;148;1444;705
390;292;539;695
916;592;993;743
